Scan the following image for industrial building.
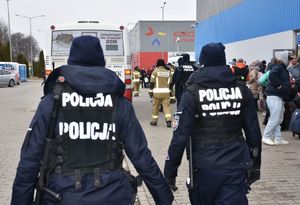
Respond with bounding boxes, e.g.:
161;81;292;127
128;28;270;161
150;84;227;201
195;0;300;64
130;21;195;69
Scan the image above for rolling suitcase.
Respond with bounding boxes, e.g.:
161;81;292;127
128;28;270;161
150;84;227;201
289;108;300;138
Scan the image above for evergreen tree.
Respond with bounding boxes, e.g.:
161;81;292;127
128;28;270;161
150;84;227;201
37;50;45;78
33;61;39;77
0;42;10;61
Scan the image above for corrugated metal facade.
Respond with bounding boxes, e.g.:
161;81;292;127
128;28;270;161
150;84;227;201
195;0;300;60
196;0;242;21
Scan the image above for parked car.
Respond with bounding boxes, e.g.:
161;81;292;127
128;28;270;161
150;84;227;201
0;70;17;87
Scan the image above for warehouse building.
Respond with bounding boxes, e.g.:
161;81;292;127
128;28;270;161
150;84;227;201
195;0;300;64
130;21;195;69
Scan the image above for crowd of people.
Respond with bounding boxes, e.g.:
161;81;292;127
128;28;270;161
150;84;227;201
132;53;300;142
229;54;300;145
10;35;299;205
128;46;300;204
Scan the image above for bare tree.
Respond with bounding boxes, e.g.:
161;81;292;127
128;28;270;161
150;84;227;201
0;20;40;61
11;32;25;58
0;20;9;44
10;33;40;61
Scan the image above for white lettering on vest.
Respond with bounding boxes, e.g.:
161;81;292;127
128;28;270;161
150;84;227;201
198;87;243;117
59;121;116;140
61;92;113;108
182;65;194;72
69;122;79;140
199;87;242;102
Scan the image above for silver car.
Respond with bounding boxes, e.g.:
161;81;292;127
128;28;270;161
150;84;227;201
0;69;17;87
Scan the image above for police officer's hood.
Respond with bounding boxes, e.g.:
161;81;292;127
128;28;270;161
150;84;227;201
181;54;190;64
189;42;235;88
44;36;125;96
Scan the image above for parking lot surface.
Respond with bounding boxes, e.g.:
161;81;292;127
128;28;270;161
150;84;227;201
0;81;299;205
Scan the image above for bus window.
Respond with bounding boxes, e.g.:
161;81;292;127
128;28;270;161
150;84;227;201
47;22;132;101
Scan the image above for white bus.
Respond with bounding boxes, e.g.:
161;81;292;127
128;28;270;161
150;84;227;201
45;21;132;101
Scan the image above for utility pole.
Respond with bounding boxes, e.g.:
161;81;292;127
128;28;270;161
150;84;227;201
6;0;13;62
161;1;167;21
15;14;44;76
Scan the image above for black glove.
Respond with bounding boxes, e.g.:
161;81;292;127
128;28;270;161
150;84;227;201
246;168;260;186
165;177;178;192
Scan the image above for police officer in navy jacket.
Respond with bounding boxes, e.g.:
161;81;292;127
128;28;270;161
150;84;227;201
11;36;173;205
164;43;261;205
170;54;197;107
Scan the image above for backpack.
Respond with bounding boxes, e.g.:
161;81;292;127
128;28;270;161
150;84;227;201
258;70;270;87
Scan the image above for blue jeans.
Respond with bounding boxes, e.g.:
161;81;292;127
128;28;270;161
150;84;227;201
263;96;285;141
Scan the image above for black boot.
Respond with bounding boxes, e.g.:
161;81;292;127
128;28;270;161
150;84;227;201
166;121;172;128
150;121;157;126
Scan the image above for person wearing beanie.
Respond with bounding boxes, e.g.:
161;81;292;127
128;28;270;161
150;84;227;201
11;36;174;205
262;51;291;146
149;59;173;127
170;53;197;107
164;42;261;205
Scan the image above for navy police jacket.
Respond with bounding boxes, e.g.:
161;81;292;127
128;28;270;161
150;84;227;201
170;54;197;100
164;65;262;178
11;66;173;205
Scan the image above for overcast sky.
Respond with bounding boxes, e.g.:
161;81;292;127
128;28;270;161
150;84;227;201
0;0;196;51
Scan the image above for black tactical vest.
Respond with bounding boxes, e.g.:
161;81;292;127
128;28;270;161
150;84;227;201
187;83;245;145
179;64;196;87
48;83;123;180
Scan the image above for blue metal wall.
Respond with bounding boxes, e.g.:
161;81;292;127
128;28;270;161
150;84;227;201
195;0;300;61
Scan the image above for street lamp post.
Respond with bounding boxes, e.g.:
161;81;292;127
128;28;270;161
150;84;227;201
161;1;166;21
160;2;167;59
6;0;12;62
15;14;44;76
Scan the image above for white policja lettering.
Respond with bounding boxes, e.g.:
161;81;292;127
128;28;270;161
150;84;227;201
199;87;243;117
199;87;242;102
59;122;116;140
62;92;113;107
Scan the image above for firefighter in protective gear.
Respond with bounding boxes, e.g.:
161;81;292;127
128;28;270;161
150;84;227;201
132;66;141;96
11;36;174;205
149;59;173;127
